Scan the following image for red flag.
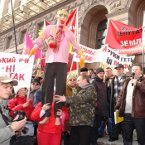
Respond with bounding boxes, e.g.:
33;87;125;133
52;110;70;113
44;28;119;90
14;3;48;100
43;19;50;29
66;9;76;27
66;9;77;72
40;57;46;72
67;54;77;72
105;19;142;54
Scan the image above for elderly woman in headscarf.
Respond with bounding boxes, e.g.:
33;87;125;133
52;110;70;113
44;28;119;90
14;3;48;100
61;72;79;145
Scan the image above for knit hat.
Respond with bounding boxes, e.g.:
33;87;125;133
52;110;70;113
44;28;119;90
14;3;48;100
80;67;88;72
114;64;124;69
96;67;104;74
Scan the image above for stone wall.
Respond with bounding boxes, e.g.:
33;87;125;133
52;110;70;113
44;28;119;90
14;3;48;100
0;0;145;66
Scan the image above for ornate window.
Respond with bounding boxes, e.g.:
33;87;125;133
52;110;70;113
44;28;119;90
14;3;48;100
19;29;27;44
96;19;107;49
5;36;12;49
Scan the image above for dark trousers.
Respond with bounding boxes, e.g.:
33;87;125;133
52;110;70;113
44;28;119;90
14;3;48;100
42;62;67;117
122;113;145;145
111;119;121;139
91;114;102;144
98;117;114;138
69;126;92;145
61;132;70;145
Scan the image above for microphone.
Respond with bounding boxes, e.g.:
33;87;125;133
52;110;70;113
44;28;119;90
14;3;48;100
131;72;135;86
132;72;135;79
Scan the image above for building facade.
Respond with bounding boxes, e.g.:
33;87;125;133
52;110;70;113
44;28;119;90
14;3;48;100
0;0;145;68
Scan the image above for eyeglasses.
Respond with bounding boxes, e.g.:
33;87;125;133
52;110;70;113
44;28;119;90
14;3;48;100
69;79;76;81
32;83;40;86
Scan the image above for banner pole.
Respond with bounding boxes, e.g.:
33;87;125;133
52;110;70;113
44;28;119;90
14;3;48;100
142;46;145;68
142;11;145;68
76;7;80;75
11;0;18;54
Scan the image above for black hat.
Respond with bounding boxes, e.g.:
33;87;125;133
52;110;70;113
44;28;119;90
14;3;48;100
114;64;124;69
80;67;88;72
96;67;104;74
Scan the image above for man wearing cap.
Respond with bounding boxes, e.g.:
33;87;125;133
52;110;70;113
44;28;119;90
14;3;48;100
91;67;108;145
29;78;41;107
0;75;26;145
107;64;126;141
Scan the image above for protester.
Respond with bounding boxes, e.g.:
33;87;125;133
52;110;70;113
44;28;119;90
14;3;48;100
8;87;33;121
29;78;41;107
31;8;80;125
91;67;108;145
143;67;145;77
106;64;126;141
80;67;88;75
88;68;96;83
65;73;78;96
55;74;97;145
0;75;26;145
115;63;145;145
61;73;78;145
31;102;69;145
93;67;115;141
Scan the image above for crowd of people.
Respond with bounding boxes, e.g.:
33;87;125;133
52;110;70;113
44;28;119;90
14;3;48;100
0;63;145;145
0;7;145;145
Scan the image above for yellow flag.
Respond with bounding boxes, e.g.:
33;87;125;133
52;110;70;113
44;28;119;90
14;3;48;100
79;49;85;68
69;43;73;54
29;48;37;58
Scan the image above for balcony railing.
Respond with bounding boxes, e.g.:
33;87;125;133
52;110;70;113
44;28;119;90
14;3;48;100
0;0;67;33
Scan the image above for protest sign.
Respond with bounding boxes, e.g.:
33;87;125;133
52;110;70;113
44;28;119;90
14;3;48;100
105;19;143;54
73;44;135;70
103;44;135;69
0;52;34;90
73;44;107;63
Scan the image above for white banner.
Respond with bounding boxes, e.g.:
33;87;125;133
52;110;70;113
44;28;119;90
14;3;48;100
73;44;107;63
103;44;135;69
73;44;135;69
0;52;34;91
142;11;145;46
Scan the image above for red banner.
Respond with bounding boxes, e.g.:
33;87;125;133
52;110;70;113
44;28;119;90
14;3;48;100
105;19;143;54
67;8;77;72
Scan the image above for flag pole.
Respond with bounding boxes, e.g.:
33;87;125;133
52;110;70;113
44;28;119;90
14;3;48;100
10;0;18;54
142;11;145;68
76;7;80;75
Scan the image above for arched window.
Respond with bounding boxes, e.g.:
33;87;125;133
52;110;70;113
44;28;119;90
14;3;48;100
96;19;107;49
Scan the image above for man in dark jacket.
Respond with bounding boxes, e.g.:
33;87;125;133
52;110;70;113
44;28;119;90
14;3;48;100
106;64;126;141
91;67;108;145
115;63;145;145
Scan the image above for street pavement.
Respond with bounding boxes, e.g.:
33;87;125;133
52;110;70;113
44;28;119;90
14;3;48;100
98;131;138;145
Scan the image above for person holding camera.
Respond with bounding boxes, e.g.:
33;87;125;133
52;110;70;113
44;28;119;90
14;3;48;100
8;87;33;121
0;75;26;145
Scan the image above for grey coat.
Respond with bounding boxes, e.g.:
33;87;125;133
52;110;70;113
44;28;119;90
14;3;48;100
0;101;15;145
